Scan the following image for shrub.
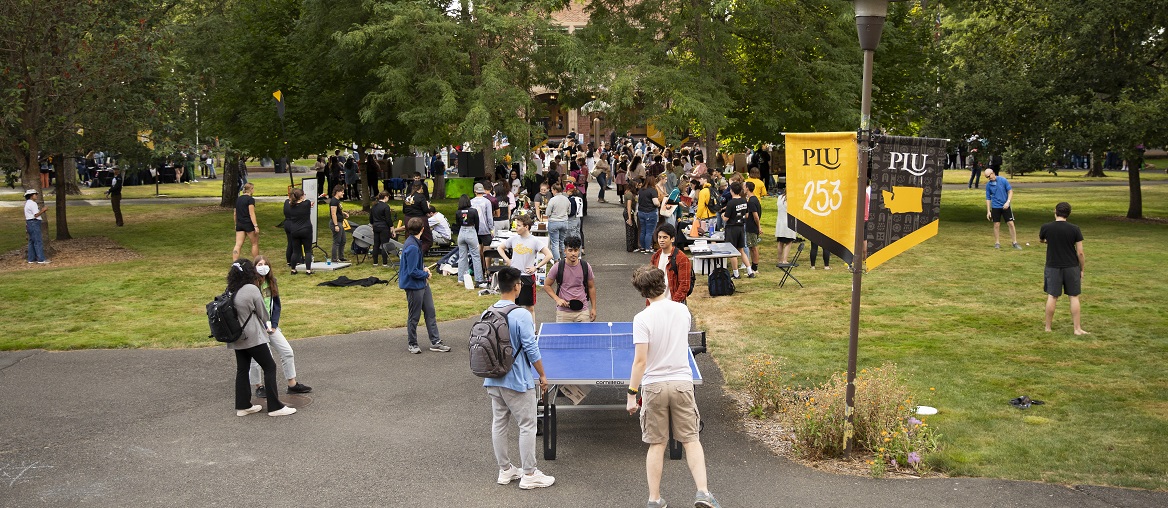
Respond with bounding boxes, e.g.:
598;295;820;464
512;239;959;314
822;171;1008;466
743;354;790;417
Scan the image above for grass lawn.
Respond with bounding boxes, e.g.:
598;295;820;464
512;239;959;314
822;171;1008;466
689;183;1168;490
0;196;472;350
942;165;1168;185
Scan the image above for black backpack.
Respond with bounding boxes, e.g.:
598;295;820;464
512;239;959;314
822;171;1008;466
708;267;735;297
469;305;523;378
207;290;252;343
667;250;696;298
553;260;592;299
705;186;722;213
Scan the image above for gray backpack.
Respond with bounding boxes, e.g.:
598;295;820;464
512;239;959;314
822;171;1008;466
469;305;523;378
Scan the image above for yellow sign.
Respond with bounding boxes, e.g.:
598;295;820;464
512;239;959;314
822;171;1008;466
880;187;924;214
645;124;666;148
272;90;283;102
784;132;859;264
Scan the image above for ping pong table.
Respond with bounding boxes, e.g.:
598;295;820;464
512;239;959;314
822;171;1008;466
536;321;706;460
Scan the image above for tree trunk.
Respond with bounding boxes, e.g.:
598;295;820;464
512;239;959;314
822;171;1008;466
53;155;72;240
704;131;718;172
359;146;373;212
60;156;81;195
482;146;496;181
220;150;242;207
1085;150;1106;177
1126;152;1143;219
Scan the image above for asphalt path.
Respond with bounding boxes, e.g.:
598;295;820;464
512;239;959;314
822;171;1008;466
2;180;1166;507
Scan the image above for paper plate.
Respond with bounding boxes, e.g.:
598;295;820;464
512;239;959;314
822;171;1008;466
915;406;938;415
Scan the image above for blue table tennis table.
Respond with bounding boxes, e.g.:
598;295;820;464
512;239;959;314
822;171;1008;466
536;322;706;460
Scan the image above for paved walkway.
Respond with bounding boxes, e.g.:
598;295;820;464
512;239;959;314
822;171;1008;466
1;182;1165;507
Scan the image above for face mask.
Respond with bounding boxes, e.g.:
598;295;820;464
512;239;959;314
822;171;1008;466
256;265;270;276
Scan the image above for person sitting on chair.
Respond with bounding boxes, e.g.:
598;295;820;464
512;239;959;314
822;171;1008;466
427;204;452;246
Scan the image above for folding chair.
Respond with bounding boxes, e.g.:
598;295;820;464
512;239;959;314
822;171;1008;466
382;240;404;282
776;240;804;288
350;224;374;265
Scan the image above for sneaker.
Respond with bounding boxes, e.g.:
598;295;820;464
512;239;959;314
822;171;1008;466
647;499;668;508
430;343;452;352
518;469;555;489
268;406;297;417
731;273;741;280
748;272;757;278
496;465;523;485
694;490;721;508
255;386;266;399
37;260;51;264
1012;242;1023;250
287;383;312;394
994;243;1001;249
477;282;490;289
236;404;262;417
408;345;422;354
824;266;831;270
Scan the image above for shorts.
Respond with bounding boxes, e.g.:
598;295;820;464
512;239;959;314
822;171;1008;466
724;226;746;250
478;234;493;246
235;222;256;233
990;207;1014;223
555;308;590;322
1044;266;1082;297
515;274;537;306
639;380;701;444
745;232;760;248
776;236;795;244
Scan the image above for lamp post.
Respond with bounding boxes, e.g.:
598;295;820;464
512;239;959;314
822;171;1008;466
845;0;904;457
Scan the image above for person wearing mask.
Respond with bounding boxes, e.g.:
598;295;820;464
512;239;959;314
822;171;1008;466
224;259;296;417
232;183;260;261
329;185;349;263
399;217;450;354
249;255;313;398
283;188;314;274
455;194;485;288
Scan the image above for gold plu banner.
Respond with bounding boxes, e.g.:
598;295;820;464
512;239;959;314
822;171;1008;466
784;132;859;264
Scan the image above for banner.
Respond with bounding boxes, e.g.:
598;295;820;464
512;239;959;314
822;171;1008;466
273;90;285;120
864;135;947;270
303;177;318;244
784;132;860;265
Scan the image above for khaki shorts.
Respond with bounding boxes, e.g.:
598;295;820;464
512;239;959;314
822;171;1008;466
555;308;590;322
639;380;701;444
746;232;760;248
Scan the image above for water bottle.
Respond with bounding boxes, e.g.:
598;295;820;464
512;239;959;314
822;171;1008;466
464;276;473;290
326;257;331;266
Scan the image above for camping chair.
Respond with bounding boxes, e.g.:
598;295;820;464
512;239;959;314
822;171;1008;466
776;240;805;289
350;224;375;265
382;240;404;283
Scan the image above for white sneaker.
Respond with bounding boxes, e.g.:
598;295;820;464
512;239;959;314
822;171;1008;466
519;469;555;489
496;465;523;485
268;406;297;417
236;404;262;417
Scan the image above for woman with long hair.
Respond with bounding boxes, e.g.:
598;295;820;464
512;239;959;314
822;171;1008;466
225;259;296;417
636;175;661;253
232;183;260;261
622;177;639;253
454;194;483;288
615;156;629;197
248;255;312;398
284;188;313;275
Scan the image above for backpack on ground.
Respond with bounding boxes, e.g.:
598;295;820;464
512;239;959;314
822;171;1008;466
708;267;735;297
668;250;696;298
207;290;252;343
469;304;523;378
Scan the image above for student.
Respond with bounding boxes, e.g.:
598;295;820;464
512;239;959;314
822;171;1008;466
399;217;450;354
427;204;452;246
370;192;397;267
636;176;661;253
329;185;349;262
649;223;693;304
497;214;553;315
1040;202;1088;335
744;181;763;273
545;184;572;261
626;266;719;508
774;188;797;265
106;167;124;226
455;194;485;288
483;267;555;489
533;182;552;221
23;189;49;264
694;174;718;232
225;259;296;417
543;236;597;322
470;183;496;277
249;255;312;397
283;188;314;274
721;181;755;279
984;168;1021;250
404;181;432;255
232;183;260;261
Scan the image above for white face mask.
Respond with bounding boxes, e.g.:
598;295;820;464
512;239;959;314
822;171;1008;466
256;265;270;276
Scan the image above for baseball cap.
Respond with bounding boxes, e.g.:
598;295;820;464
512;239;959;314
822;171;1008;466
24;189;38;197
473;183;485;193
565;183;576;192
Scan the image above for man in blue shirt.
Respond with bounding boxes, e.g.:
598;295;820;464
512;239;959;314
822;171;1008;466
483;267;555;489
399;217;450;354
984;168;1021;249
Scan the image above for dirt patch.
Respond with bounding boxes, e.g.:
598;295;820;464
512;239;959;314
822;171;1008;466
0;236;141;272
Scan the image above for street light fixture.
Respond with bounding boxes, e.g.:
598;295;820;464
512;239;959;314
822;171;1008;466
844;0;907;458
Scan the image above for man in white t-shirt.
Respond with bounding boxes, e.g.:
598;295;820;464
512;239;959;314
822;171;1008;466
426;205;452;245
626;266;719;508
497;214;552;314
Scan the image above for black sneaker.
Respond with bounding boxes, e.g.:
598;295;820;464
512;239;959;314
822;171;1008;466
288;383;312;394
255;386;266;399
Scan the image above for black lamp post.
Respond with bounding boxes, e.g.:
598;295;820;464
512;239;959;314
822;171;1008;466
845;0;906;457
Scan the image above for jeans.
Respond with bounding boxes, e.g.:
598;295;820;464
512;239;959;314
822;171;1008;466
457;226;482;283
249;328;296;385
487;386;539;474
596;173;608;201
548;220;573;260
26;220;45;262
969;167;981;188
637;211;658;250
405;285;440;347
234;344;283;412
330;223;346;260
